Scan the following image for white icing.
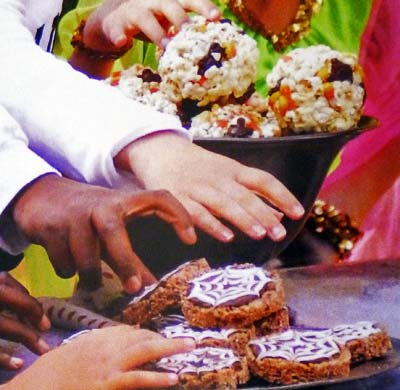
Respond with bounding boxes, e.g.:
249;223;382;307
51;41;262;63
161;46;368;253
128;283;157;305
249;329;340;363
331;321;380;345
155;347;240;374
187;265;272;307
160;322;238;341
128;260;197;305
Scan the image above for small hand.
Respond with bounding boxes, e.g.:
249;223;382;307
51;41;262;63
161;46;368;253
0;273;50;370
12;175;196;293
6;326;195;390
83;0;221;53
116;132;304;243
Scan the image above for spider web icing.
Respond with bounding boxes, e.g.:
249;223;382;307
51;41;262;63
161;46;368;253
249;329;340;363
187;265;273;307
155;347;240;374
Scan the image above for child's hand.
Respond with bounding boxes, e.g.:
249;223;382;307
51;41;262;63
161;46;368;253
116;132;304;243
6;326;195;390
12;175;196;293
82;0;221;53
0;273;50;369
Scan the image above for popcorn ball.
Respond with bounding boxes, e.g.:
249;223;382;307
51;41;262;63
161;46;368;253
105;64;177;115
266;45;365;133
158;16;259;107
189;104;280;138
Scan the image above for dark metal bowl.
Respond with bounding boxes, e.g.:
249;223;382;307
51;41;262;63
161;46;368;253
128;116;378;277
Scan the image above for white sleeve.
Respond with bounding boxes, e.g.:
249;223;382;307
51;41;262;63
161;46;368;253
0;0;190;188
0;105;60;255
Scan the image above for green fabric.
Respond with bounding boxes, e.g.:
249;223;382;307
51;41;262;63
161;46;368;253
12;245;77;298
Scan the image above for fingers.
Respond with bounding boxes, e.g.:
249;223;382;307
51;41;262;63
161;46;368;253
178;0;221;20
188;183;286;241
183;198;235;242
0;315;49;355
0;351;23;371
216;180;287;241
45;236;76;279
108;371;179;390
123;190;197;245
124;337;195;368
69;220;102;291
0;278;49;331
235;167;305;220
91;205;148;293
125;8;167;48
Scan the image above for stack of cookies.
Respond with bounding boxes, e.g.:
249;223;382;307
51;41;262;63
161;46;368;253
121;260;392;389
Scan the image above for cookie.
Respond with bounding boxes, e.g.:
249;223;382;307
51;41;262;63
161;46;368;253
122;258;210;325
254;306;290;336
182;264;285;328
247;328;351;384
331;321;393;363
154;347;250;389
154;314;255;356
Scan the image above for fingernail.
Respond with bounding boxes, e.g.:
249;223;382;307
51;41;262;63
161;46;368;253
186;226;197;241
37;338;50;354
209;8;220;19
39;315;51;331
166;373;179;385
161;37;171;49
125;276;142;293
221;229;234;242
113;35;127;47
270;225;286;241
10;357;23;370
252;225;267;238
292;205;305;217
182;338;196;349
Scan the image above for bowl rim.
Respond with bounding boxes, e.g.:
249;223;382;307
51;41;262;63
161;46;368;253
193;115;378;144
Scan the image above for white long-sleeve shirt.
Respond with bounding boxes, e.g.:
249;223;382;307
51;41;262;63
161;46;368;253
0;0;188;187
0;105;59;254
0;0;189;254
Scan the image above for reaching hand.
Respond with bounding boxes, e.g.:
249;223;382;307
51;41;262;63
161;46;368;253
4;326;195;390
83;0;221;53
12;174;196;293
116;132;304;243
0;273;50;370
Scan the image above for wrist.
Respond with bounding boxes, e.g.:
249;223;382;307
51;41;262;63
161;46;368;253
114;131;191;173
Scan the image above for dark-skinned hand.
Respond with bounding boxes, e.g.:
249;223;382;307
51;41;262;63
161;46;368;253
12;174;196;293
0;272;50;370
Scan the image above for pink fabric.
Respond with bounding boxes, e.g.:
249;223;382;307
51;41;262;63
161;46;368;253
321;0;400;261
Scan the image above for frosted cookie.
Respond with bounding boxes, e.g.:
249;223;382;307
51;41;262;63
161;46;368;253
182;264;285;328
189;103;280;138
247;328;351;385
105;64;177;115
122;258;210;325
154;314;255;356
331;321;392;363
154;347;249;389
158;16;259;107
254;306;290;336
266;45;365;133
